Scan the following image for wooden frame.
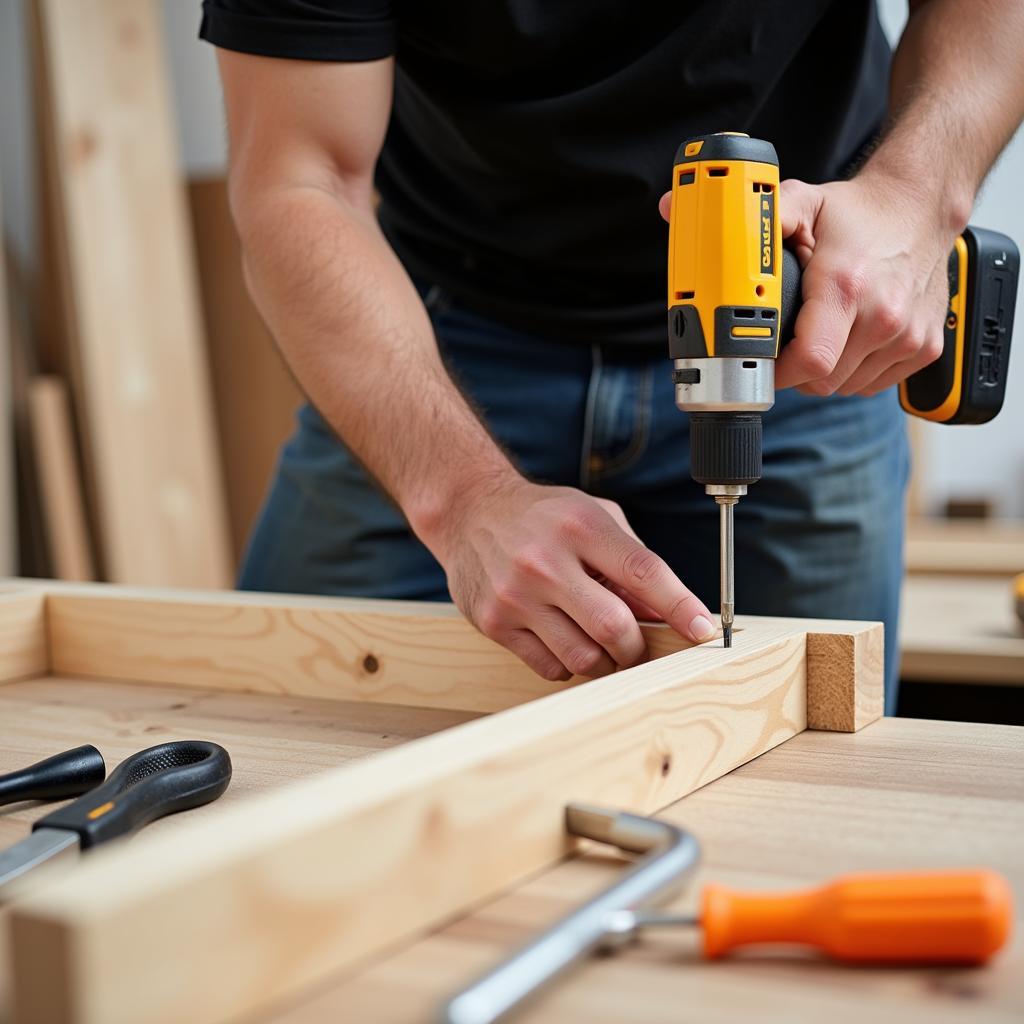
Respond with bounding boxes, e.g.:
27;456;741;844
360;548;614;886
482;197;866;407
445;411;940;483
1;581;882;1024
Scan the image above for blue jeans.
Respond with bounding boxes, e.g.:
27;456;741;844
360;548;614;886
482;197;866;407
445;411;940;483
240;284;909;713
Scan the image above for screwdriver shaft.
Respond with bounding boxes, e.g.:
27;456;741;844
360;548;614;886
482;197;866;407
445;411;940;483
717;497;736;647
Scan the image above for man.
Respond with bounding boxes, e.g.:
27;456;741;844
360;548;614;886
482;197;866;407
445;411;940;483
201;1;1023;713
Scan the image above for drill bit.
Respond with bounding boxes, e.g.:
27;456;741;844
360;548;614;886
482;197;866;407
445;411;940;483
714;494;738;648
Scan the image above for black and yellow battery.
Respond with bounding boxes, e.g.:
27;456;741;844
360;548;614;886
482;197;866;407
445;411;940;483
899;227;1019;424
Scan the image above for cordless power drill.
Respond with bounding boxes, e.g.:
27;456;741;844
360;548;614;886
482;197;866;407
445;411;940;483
667;132;1019;646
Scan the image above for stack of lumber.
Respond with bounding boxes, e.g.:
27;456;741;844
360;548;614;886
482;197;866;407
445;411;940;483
1;0;301;585
26;0;230;587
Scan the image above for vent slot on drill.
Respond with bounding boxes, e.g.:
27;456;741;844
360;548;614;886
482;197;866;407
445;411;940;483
675;290;695;301
707;167;729;177
678;170;695;186
734;309;756;318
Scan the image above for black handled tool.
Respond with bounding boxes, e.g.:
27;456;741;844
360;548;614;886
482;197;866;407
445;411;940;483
0;745;106;806
0;740;231;899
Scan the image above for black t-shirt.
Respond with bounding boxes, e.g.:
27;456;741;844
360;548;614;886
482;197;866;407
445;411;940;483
201;1;891;347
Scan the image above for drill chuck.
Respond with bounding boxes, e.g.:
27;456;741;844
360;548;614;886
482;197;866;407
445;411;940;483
689;412;762;488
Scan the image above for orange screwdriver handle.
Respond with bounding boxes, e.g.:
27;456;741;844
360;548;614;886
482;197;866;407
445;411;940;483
701;870;1013;963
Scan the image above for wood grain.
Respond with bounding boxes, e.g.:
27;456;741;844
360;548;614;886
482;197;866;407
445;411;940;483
0;591;47;682
273;719;1024;1024
806;625;884;730
33;0;230;587
12;624;815;1024
900;574;1024;685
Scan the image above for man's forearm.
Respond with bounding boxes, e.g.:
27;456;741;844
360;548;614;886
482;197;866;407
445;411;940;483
861;0;1024;229
234;183;516;545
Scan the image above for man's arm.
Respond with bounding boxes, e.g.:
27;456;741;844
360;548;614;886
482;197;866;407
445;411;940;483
217;50;716;681
775;0;1024;395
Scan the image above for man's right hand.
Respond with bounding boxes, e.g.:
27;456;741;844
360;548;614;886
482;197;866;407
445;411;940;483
216;52;716;681
421;477;718;681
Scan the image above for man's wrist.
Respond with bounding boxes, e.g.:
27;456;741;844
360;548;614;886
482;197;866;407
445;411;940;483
857;139;974;239
403;457;522;556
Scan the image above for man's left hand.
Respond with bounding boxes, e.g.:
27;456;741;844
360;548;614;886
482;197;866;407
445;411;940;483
774;173;958;396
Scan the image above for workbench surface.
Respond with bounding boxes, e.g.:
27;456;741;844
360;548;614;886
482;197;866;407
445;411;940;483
905;518;1024;577
0;674;479;848
900;574;1024;685
268;718;1024;1024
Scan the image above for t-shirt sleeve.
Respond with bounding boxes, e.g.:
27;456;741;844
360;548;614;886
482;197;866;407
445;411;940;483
199;0;396;62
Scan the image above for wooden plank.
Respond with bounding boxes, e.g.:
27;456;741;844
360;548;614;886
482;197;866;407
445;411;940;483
0;178;14;577
187;177;301;567
44;585;880;721
906;517;1024;576
285;719;1024;1024
900;574;1024;685
26;377;95;581
0;590;48;682
10;613;881;1024
33;0;231;587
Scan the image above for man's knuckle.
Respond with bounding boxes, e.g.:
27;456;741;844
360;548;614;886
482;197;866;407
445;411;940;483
564;645;604;677
475;602;505;639
536;658;569;682
873;299;905;338
557;506;597;542
832;265;868;307
797;345;837;380
511;545;554;582
667;594;700;626
590;604;634;646
921;332;943;363
620;547;663;588
894;329;922;359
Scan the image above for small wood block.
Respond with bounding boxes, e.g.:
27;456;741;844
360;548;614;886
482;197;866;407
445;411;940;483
806;625;884;732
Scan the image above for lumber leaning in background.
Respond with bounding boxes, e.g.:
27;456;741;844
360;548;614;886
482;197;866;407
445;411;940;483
27;377;94;581
9;605;883;1024
0;178;14;577
33;0;230;587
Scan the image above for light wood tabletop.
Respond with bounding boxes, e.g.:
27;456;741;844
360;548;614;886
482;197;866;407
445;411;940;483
900;574;1024;685
269;718;1024;1024
905;518;1024;577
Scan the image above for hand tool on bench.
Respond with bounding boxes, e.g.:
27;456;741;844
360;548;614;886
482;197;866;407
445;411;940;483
0;745;106;806
667;132;1020;646
0;740;232;900
441;804;1013;1024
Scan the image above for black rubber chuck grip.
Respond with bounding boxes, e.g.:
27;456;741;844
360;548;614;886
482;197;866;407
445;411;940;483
0;745;106;807
690;413;762;487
